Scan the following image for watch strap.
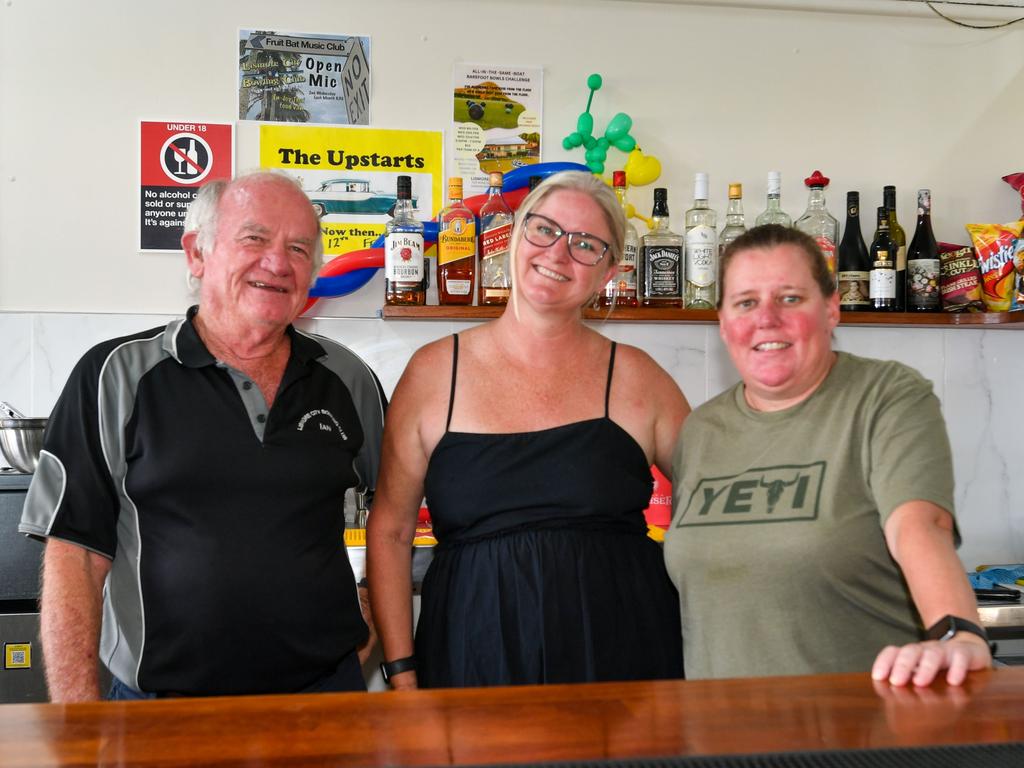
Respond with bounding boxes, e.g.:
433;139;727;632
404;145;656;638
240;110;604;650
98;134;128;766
380;655;416;684
926;614;996;654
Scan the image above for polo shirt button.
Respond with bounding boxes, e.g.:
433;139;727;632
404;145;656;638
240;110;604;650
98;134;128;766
257;414;266;423
242;381;253;390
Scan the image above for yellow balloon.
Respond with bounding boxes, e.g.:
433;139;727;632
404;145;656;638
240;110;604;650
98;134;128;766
624;148;662;187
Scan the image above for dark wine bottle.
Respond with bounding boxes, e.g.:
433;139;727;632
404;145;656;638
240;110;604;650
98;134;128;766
907;189;941;311
869;206;896;311
883;186;907;311
837;192;870;312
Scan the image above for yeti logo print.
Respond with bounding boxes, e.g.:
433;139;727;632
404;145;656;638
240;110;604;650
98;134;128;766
676;462;825;527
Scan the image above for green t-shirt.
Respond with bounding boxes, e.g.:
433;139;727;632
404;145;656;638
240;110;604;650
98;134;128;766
664;352;956;679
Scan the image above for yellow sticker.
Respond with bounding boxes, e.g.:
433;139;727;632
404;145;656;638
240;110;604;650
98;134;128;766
4;643;31;670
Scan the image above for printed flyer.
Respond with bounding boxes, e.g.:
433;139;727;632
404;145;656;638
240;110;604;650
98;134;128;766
451;63;542;197
259;124;443;262
139;120;233;252
239;29;371;125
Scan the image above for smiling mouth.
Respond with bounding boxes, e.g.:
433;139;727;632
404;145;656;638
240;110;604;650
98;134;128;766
249;281;288;293
754;342;791;351
533;265;569;282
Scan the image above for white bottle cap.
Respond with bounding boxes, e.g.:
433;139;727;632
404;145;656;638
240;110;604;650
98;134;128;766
767;171;781;194
694;172;709;200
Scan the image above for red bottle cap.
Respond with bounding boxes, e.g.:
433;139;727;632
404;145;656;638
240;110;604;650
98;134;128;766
804;170;829;188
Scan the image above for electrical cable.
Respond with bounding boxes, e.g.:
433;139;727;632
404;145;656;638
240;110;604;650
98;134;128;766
922;1;1024;27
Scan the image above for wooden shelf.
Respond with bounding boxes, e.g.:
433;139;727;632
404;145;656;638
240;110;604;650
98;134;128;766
381;305;1024;327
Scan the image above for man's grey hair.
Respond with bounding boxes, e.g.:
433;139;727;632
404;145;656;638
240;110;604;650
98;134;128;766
183;170;324;293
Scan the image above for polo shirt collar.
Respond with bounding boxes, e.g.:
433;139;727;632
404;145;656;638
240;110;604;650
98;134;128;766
166;306;326;368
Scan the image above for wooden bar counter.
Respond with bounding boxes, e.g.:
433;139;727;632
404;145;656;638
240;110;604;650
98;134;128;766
2;669;1023;767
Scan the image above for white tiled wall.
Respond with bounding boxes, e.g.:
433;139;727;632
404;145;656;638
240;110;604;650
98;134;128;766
2;310;1020;569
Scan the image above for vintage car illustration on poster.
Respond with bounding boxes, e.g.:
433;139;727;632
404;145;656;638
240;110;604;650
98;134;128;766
306;178;419;217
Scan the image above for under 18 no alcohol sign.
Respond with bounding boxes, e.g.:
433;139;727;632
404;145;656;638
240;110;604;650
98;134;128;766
140;120;233;251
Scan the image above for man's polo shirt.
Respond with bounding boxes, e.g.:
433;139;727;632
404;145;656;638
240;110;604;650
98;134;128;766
19;309;386;696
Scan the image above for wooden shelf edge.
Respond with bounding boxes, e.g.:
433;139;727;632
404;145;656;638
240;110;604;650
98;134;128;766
380;305;1024;327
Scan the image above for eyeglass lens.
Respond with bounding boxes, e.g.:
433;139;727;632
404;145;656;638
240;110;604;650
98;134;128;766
524;214;608;264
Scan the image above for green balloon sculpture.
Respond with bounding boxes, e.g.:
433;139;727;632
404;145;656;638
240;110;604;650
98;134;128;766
562;73;638;175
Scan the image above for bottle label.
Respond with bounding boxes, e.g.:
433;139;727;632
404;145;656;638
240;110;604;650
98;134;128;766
895;244;907;272
618;241;639;295
908;258;941;308
685;225;717;287
837;271;870;307
870;262;896;300
481;222;512;262
438;216;476;266
385;233;424;282
645;245;682;296
443;279;472;296
815;237;838;277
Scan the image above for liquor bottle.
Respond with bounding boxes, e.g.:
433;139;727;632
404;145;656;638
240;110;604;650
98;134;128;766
384;175;426;306
795;170;839;283
719;182;747;255
478;171;514;306
755;171;792;227
685;172;718;309
437;177;476;306
836;192;871;312
641;188;684;308
869;206;896;311
883;186;908;311
600;170;640;308
186;139;200;176
907;189;941;311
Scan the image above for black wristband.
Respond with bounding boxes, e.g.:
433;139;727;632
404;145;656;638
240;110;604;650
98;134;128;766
926;614;996;655
380;655;416;684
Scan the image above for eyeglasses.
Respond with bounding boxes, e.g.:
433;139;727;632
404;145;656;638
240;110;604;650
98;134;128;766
522;213;611;266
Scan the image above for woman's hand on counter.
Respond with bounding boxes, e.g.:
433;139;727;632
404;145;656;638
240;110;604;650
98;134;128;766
871;634;992;688
388;669;418;691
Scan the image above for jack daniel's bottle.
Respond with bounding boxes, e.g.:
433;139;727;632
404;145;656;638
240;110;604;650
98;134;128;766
641;188;683;308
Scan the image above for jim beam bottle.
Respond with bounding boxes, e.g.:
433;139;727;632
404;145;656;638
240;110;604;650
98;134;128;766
478;172;513;306
384;176;425;306
437;178;476;305
641;188;684;307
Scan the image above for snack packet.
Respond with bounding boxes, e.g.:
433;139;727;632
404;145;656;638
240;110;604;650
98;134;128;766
965;221;1023;312
939;246;985;312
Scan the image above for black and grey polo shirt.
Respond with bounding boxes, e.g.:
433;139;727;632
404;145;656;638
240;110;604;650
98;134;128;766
19;308;386;696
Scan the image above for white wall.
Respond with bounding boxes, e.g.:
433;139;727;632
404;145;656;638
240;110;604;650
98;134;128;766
1;0;1022;312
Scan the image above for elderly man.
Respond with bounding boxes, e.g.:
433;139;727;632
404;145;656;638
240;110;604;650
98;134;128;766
19;171;386;700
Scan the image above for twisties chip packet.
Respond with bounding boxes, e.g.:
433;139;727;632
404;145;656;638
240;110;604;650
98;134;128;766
965;221;1023;312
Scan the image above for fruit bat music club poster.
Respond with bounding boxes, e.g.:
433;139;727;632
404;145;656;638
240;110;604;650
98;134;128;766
451;63;542;198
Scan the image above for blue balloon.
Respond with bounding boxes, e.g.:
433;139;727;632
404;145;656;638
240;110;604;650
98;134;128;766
502;161;590;192
309;268;378;298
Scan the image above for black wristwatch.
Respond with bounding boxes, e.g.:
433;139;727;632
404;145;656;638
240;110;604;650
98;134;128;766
926;615;996;655
380;655;416;684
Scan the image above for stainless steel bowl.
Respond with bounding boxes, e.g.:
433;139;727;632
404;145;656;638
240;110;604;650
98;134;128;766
0;418;47;474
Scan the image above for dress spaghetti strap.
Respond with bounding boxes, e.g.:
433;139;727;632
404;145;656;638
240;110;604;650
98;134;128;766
445;334;460;432
605;341;617;418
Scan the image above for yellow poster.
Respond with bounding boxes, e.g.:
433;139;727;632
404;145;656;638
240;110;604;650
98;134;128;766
259;124;443;259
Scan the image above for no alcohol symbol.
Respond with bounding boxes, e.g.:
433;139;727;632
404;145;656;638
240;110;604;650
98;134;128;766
160;132;214;184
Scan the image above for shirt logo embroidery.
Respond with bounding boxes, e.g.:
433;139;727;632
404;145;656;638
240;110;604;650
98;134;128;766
297;409;347;440
675;461;825;527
